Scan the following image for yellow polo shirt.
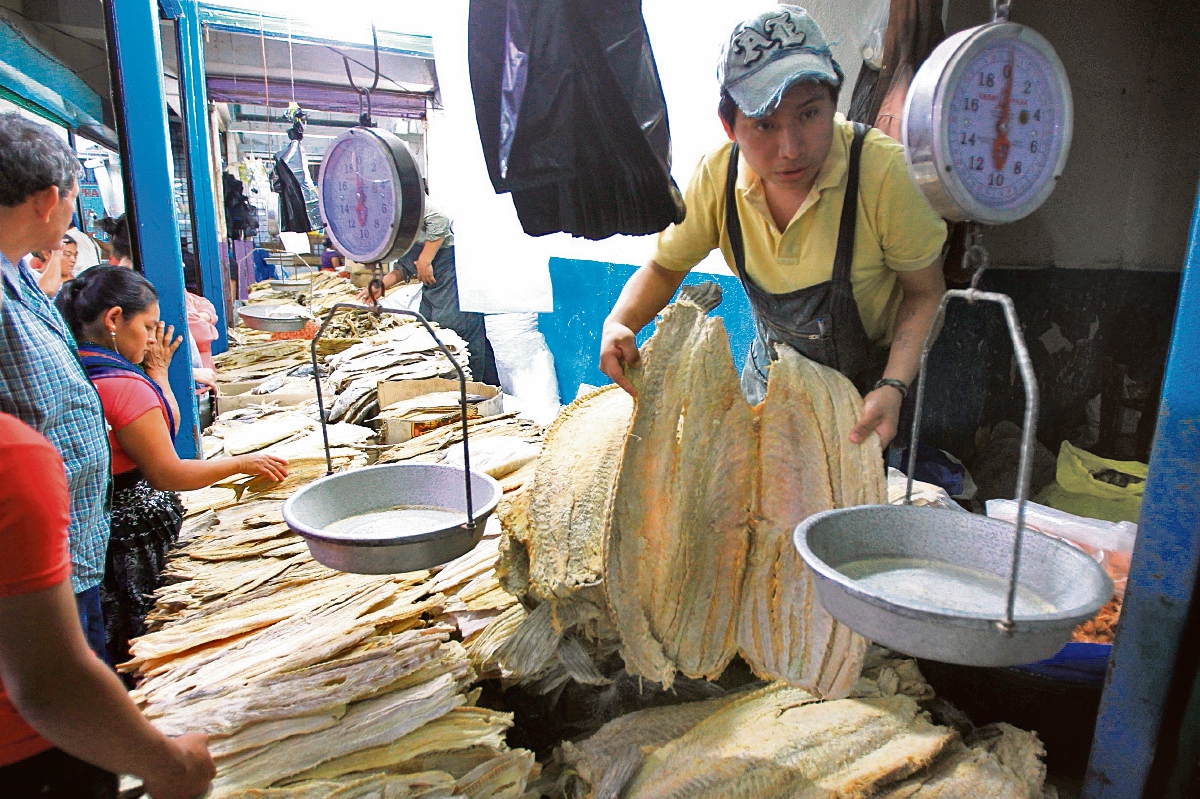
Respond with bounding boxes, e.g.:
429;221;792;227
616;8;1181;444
654;115;947;345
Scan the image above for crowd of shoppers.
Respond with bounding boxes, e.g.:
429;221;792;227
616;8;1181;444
0;111;285;797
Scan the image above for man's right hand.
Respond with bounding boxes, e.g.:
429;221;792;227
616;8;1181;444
143;733;215;799
599;320;640;396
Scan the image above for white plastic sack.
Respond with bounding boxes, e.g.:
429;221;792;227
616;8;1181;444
486;313;561;425
985;499;1137;553
886;467;964;511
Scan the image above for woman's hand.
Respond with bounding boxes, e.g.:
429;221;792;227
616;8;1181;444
236;453;289;482
143;322;183;379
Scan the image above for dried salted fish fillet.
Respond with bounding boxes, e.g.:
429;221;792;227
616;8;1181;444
455;750;539;799
224;414;316;456
738;346;868;697
559;692;743;799
210;672;466;793
496;601;559;679
607;289;754;688
876;724;1047;799
513;386;632;601
622;688;956;799
286;706;513;783
219;770;459;799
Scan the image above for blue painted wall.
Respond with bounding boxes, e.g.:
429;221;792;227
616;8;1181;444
540;257;755;403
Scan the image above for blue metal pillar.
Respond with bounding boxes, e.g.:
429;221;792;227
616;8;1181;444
1083;181;1200;797
103;0;199;458
175;0;229;354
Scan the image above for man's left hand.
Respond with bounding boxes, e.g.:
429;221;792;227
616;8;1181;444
850;386;904;448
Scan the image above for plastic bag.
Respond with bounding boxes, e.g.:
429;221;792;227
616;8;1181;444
859;0;890;69
486;313;562;425
1034;441;1145;523
886;467;964;511
469;0;685;239
986;499;1136;596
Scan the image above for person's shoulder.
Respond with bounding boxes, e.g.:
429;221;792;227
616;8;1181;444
689;140;735;188
0;413;60;461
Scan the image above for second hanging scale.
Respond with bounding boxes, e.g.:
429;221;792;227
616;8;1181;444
795;0;1111;667
280;37;502;575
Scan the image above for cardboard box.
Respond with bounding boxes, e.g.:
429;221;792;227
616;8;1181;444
375;378;503;444
216;379;317;414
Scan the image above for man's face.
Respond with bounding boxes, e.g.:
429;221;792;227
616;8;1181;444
30;180;79;253
729;82;836;192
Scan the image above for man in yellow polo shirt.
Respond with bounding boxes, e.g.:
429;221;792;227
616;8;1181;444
599;5;947;449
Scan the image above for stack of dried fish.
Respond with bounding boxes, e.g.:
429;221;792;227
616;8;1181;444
497;286;884;698
241;273;398;340
552;651;1051;799
130;495;539;797
324;326;472;425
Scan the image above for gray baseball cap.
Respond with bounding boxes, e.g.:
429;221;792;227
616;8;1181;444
718;5;844;118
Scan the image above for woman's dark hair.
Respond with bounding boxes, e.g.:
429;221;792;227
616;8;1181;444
95;214;132;260
55;265;158;339
718;81;841;130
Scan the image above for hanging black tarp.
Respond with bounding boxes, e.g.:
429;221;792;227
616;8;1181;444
469;0;685;240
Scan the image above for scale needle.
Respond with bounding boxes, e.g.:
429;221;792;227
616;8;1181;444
993;46;1015;172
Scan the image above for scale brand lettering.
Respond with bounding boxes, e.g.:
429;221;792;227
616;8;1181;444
731;13;807;71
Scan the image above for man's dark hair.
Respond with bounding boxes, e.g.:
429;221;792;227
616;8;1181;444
0;113;81;207
718;81;841;130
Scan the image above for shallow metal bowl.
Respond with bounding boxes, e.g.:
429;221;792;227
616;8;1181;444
282;463;502;574
794;505;1112;667
237;305;310;333
269;278;311;293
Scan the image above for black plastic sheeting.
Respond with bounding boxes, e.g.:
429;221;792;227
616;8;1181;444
469;0;685;240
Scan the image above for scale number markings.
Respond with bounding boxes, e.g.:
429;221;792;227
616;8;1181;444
945;38;1059;211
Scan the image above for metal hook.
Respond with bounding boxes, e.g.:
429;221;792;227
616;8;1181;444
992;0;1011;22
962;224;989;290
343;23;382;127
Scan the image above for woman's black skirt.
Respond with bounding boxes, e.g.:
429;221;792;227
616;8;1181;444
101;469;182;669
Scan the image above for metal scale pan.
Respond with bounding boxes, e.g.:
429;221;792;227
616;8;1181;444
282;303;501;574
237;305;311;333
794;289;1112;667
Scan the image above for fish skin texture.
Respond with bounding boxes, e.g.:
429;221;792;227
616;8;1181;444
498;291;886;696
622;687;956;799
608;297;754;687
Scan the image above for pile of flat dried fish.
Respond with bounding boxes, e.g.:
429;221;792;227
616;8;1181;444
498;287;884;698
131;495;539;797
552;651;1050;799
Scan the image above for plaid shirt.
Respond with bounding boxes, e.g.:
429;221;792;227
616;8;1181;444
1;253;111;592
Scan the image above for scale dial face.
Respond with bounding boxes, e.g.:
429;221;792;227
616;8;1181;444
903;23;1073;224
317;128;424;264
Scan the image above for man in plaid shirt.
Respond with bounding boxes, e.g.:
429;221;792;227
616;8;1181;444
0;113;112;661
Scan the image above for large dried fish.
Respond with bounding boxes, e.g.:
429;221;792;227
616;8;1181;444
622;687;956;799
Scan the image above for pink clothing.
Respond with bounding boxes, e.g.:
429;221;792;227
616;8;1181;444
93;375;169;475
186;291;219;370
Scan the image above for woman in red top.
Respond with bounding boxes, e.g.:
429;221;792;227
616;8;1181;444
0;412;215;798
56;267;288;667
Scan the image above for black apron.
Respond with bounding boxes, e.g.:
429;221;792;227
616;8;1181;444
726;122;888;404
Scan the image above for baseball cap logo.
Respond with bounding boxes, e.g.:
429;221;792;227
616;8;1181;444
731;12;808;71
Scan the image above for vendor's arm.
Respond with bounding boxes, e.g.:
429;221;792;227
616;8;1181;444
600;151;721;394
600;261;688;394
116;408;288;491
850;261;946;447
849;146;948;447
414;237;444;286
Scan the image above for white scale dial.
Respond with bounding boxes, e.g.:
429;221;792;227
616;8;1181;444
947;40;1059;212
